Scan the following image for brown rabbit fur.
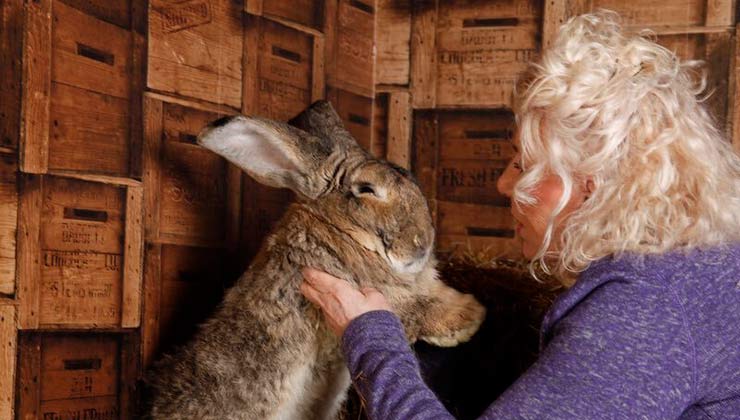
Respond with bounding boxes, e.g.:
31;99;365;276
145;101;486;419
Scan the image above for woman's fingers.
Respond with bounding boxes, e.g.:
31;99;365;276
299;281;325;307
300;267;393;336
302;267;343;293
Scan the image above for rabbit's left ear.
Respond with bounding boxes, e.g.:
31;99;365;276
197;115;338;199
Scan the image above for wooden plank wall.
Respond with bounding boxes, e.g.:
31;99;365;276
2;0;739;417
391;0;738;260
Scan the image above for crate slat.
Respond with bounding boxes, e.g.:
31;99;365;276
410;0;438;108
148;0;244;108
246;0;326;33
376;0;411;85
0;304;16;419
0;155;17;296
0;0;23;150
325;0;377;98
20;0;52;173
371;89;412;168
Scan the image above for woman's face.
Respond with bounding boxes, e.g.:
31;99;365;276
496;150;588;259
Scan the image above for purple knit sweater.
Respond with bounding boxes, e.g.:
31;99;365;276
342;244;740;419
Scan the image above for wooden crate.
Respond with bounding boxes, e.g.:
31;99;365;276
411;0;542;109
148;0;244;108
16;174;143;330
0;154;18;297
0;0;23;150
326;87;374;151
17;331;138;420
143;93;242;249
325;0;377;98
376;0;411;85
21;0;146;177
142;244;230;367
245;0;325;32
413;109;521;259
0;304;16;419
373;88;412;168
243;13;325;121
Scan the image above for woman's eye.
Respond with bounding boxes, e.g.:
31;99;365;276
512;162;523;172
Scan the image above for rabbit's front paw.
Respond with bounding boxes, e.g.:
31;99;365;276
418;292;486;347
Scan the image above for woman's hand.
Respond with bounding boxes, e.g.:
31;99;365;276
300;267;392;336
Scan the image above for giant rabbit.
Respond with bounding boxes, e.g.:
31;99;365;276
146;101;486;419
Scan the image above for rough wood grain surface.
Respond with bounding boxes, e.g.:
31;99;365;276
17;175;42;329
326;0;377;97
327;87;374;151
410;0;437;108
20;0;52;174
247;0;325;31
18;174;143;329
123;185;144;328
0;155;17;296
16;332;137;420
0;304;16;419
376;0;411;85
145;99;239;247
385;91;412;168
0;0;23;150
148;0;244;107
413;110;520;259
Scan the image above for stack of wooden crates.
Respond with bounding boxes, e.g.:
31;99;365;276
0;0;738;418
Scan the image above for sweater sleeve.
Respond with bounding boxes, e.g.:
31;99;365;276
342;280;697;420
341;310;456;420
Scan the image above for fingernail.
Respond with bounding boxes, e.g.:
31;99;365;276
302;267;314;281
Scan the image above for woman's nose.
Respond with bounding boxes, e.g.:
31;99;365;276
497;160;517;198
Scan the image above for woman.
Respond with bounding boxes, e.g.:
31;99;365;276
301;11;740;419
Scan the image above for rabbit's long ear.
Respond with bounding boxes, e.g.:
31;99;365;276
288;100;361;150
197;115;337;199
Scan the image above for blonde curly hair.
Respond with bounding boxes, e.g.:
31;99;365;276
514;10;740;277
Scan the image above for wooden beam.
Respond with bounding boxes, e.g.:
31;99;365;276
0;305;16;419
20;0;52;174
542;0;569;49
141;244;162;368
122;186;144;328
312;35;326;102
386;91;412;168
410;0;437;108
16;175;42;329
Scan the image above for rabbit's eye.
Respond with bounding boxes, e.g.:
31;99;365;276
353;183;376;196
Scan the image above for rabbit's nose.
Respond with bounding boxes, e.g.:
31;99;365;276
413;247;428;261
